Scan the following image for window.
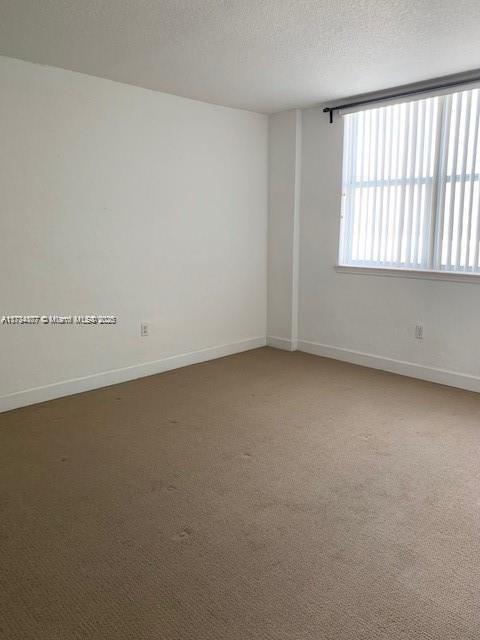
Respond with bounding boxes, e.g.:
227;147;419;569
339;88;480;274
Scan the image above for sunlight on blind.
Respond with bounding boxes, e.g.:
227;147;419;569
339;88;480;273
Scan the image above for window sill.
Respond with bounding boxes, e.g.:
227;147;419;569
335;264;480;284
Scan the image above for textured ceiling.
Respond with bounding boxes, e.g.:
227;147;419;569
1;0;480;113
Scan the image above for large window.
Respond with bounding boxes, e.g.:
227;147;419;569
339;88;480;274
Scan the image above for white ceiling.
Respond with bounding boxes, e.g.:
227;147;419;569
1;0;480;114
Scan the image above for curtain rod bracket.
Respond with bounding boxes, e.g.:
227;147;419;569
323;107;333;123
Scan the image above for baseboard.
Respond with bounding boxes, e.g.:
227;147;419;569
297;340;480;393
0;336;267;413
267;335;297;351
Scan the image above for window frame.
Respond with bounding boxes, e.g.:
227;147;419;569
336;86;480;282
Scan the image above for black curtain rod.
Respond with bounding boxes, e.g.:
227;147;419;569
323;74;480;123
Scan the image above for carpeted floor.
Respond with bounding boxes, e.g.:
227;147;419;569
1;347;480;639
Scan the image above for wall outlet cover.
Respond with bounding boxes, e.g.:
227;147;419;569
415;324;423;340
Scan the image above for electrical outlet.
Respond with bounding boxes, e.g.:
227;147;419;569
415;324;423;340
140;322;149;337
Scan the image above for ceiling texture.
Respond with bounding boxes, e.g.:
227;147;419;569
1;0;480;113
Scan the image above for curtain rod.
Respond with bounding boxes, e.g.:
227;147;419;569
323;73;480;123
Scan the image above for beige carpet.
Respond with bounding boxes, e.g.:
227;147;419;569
1;347;480;639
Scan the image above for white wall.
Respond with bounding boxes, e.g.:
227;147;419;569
267;109;301;350
297;105;480;390
0;56;268;410
5;54;479;410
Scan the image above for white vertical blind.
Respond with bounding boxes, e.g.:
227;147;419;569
340;87;480;273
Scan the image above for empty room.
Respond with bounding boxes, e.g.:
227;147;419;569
2;1;480;638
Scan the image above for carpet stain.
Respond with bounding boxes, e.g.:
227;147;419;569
175;527;194;540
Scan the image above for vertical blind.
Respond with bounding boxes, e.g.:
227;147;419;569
339;87;480;272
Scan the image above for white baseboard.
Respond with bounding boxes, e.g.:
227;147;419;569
297;340;480;393
0;336;266;413
266;335;297;351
